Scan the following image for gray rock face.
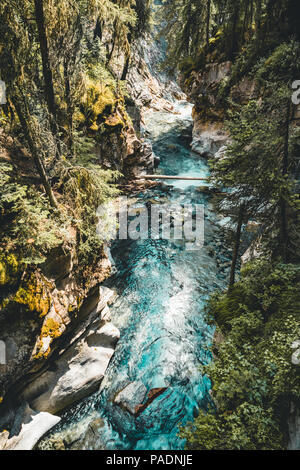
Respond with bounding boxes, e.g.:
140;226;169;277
20;287;120;415
191;123;228;158
241;237;262;265
0;243;113;408
180;61;232;122
37;412;106;450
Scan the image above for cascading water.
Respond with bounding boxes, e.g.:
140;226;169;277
38;100;231;451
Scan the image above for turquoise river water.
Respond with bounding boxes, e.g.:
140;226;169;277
39;100;231;450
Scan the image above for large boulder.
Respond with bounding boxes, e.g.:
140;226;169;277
19;288;120;415
2;405;60;450
191;120;228;158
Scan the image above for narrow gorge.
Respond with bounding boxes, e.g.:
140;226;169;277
0;0;299;452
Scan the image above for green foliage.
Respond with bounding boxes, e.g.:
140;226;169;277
59;164;120;265
134;0;152;37
158;0;207;70
181;261;300;450
207;284;248;333
0;163;67;265
210;41;300;262
161;0;300;72
0;0;136;273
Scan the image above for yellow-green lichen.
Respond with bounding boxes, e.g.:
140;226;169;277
13;273;52;317
41;318;62;339
0;254;20;287
33;318;63;360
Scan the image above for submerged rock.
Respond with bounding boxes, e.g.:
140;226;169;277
135;388;168;417
114;383;168;417
114;381;148;415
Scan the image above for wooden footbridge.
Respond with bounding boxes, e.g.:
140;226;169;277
138;175;208;181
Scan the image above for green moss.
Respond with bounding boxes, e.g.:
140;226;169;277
12;273;52;317
33;317;63;360
91;88;115;116
82;82;118;131
0;254;20;287
104;114;125;130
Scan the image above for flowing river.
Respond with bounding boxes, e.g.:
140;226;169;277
39;99;231;450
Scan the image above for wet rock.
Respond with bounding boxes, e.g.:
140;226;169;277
3;405;60;450
191;122;228;158
114;383;168;418
100;305;111;322
18;287;120;415
68;418;106;450
114;381;147;415
0;430;9;450
22;320;120;415
135;388;168;417
97;286;118;312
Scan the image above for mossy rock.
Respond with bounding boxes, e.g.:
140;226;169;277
12;272;53;317
40;318;62;339
104;114;125;130
88;84;116;117
0;253;21;287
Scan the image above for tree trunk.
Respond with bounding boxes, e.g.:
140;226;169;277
63;56;74;156
206;0;211;46
34;0;61;163
121;55;130;81
280;101;291;263
255;0;262;32
229;3;240;59
229;204;244;289
33;0;56;120
107;23;117;66
13;97;58;209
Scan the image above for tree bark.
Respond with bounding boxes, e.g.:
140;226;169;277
255;0;262;32
106;23;117;66
280;101;291;263
34;0;61;164
63;56;74;156
33;0;56;120
229;3;240;59
206;0;211;47
13;97;58;209
229;204;244;289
